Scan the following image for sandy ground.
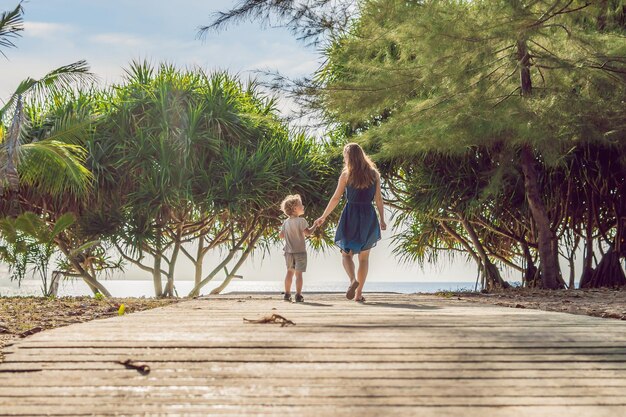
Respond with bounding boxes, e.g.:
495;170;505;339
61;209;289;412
453;288;626;320
0;297;178;362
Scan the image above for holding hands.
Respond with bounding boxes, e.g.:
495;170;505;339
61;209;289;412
313;216;326;229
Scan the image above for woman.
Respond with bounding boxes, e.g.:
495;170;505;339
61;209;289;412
314;143;386;302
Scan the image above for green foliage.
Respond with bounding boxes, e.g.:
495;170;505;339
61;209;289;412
0;212;75;296
84;62;336;296
0;62;95;197
320;1;626;161
0;3;23;56
1;4;339;297
315;0;626;289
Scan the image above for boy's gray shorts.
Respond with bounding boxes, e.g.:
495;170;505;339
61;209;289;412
285;252;307;272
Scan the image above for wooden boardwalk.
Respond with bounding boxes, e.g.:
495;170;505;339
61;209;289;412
1;293;626;416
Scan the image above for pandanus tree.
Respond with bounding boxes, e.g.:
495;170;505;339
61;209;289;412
386;149;516;290
94;62;333;297
189;130;335;296
95;63;237;297
572;143;626;288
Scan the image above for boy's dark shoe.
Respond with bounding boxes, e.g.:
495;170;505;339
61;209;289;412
283;293;292;302
295;294;305;303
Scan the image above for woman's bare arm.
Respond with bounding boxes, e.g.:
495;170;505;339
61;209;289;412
375;173;386;230
314;172;347;227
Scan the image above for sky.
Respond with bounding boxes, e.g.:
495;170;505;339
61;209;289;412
0;0;480;284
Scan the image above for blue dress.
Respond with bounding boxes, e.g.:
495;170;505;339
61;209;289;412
334;182;381;254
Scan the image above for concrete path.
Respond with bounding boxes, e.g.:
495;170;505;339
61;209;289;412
1;293;625;416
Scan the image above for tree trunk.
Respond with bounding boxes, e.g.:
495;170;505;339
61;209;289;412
4;96;23;192
580;247;626;288
520;145;563;289
440;221;488;290
187;246;239;297
152;252;163;297
164;235;181;297
194;237;204;287
520;240;540;288
460;217;509;290
151;228;164;297
516;39;562;289
597;0;609;31
57;241;112;297
516;40;532;98
565;233;580;289
188;225;256;297
210;235;259;295
579;191;596;288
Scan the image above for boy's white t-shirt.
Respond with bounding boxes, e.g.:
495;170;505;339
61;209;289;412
281;217;309;253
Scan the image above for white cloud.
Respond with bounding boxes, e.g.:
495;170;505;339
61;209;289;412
89;33;148;48
22;21;75;38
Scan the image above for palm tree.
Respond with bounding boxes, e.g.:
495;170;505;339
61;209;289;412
0;3;23;57
0;61;96;197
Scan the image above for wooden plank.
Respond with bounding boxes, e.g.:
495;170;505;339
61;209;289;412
2;367;626;379
12;351;626;361
4;376;626;389
3;395;626;406
2;385;626;397
4;359;626;371
1;404;626;417
1;293;625;416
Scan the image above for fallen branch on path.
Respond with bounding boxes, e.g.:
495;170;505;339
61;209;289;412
243;314;295;327
19;327;43;338
117;359;150;375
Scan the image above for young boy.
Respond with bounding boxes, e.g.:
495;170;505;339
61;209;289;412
279;194;315;302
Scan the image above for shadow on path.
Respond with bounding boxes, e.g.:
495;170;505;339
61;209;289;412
363;302;440;311
300;302;334;307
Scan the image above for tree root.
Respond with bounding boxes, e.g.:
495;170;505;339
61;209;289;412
580;248;626;289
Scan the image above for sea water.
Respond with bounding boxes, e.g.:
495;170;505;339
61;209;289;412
0;278;477;297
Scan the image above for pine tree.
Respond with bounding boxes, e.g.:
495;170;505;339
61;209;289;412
316;0;626;289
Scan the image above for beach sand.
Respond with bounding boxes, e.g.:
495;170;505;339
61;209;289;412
455;288;626;320
0;297;177;363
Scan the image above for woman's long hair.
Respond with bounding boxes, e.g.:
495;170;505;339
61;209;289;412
343;143;378;189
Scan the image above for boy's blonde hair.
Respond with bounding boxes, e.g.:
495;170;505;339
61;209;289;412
281;194;302;216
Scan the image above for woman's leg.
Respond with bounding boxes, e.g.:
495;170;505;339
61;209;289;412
355;249;371;299
341;251;357;284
